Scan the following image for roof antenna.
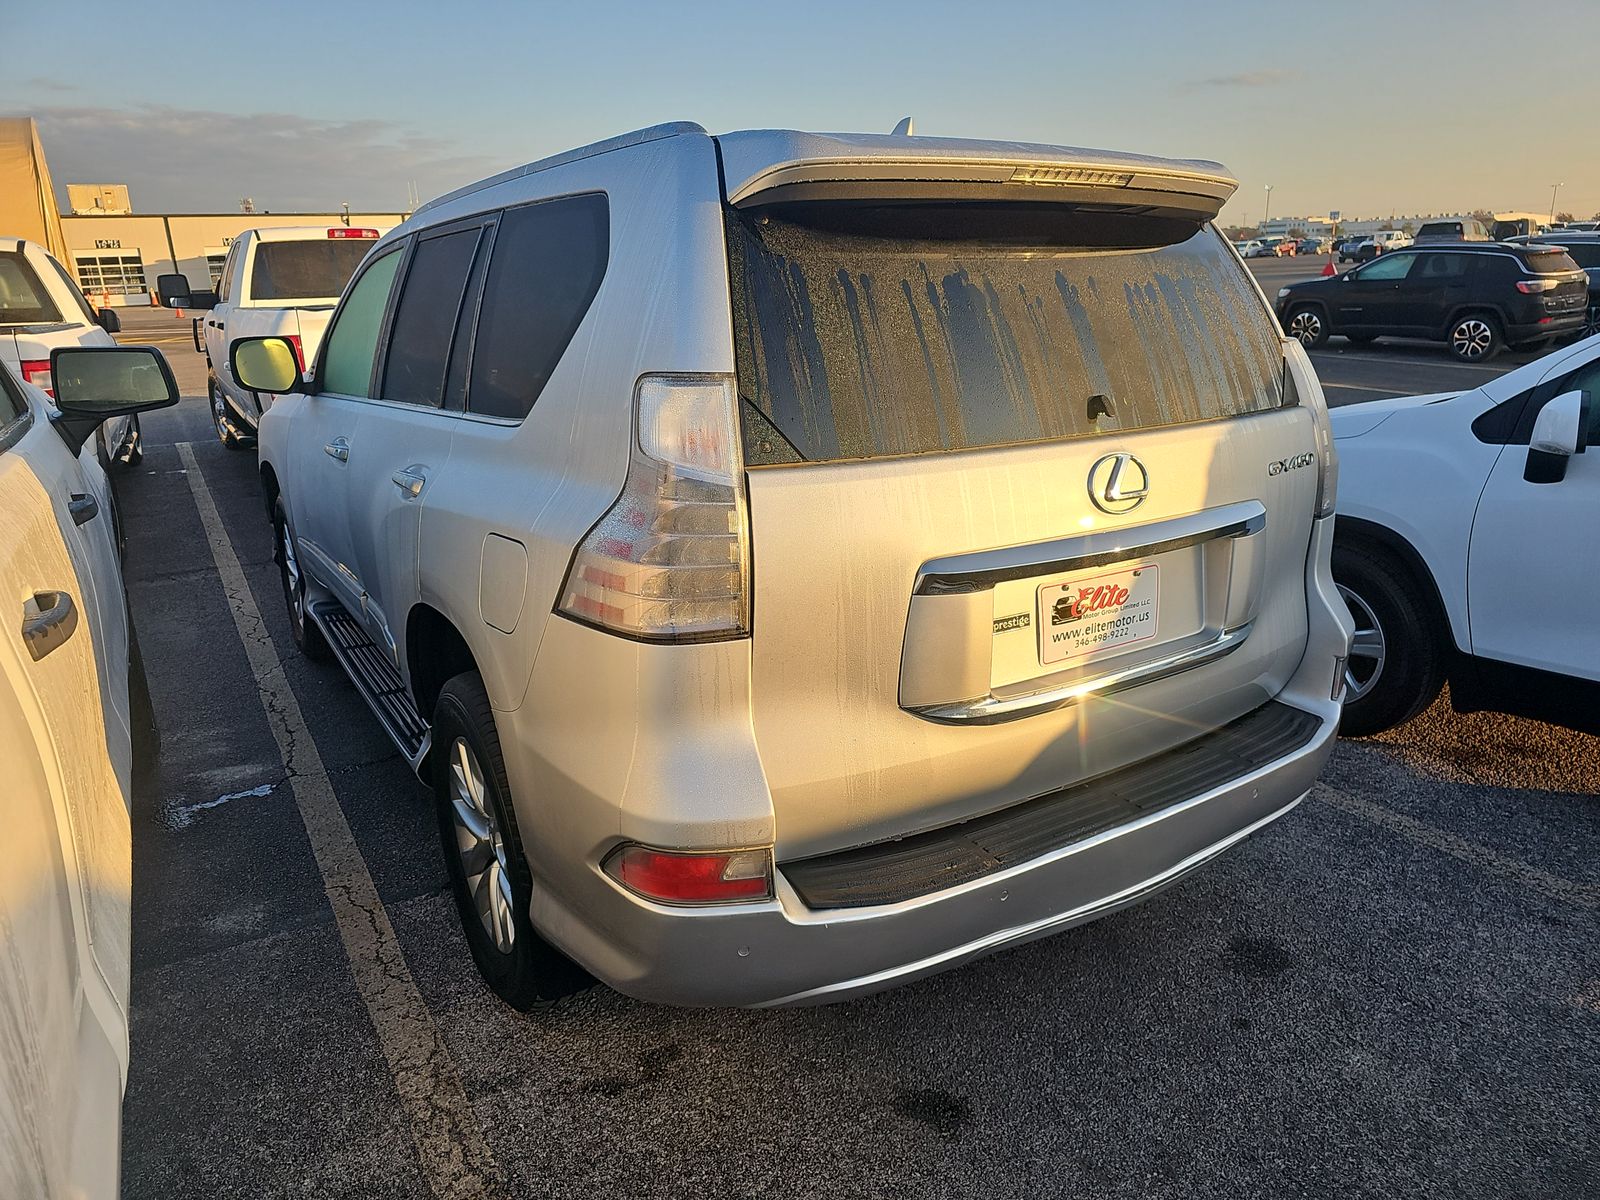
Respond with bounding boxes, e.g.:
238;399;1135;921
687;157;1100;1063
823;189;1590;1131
891;116;914;136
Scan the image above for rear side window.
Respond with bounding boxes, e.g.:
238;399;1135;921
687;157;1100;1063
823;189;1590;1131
727;205;1285;464
40;253;97;324
319;248;402;397
1560;243;1600;269
1417;253;1473;280
1527;249;1581;275
381;228;482;407
250;239;373;301
0;253;63;324
467;193;609;420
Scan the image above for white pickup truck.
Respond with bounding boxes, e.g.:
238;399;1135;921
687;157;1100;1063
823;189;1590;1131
0;238;140;467
156;225;381;448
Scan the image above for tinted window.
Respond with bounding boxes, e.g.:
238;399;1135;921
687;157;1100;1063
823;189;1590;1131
443;232;492;411
1528;249;1582;275
467;193;609;420
0;253;63;324
0;366;24;428
381;228;482;407
319;248;402;397
1558;358;1600;444
729;206;1284;464
250;239;374;301
1559;244;1600;269
216;242;239;304
1417;253;1473;280
1358;253;1415;281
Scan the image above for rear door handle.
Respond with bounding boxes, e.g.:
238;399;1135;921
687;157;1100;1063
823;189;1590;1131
391;465;429;499
325;437;350;462
22;591;78;661
68;493;99;525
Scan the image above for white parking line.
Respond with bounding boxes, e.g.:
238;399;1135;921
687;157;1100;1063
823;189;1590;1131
1315;783;1599;910
1321;382;1398;395
175;442;503;1200
1308;351;1509;374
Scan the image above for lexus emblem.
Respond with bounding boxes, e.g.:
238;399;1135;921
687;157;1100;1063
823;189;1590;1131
1087;453;1149;514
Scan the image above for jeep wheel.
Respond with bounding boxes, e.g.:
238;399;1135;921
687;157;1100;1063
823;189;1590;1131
1448;313;1500;362
1332;542;1447;736
273;498;330;661
1287;306;1329;349
432;672;590;1010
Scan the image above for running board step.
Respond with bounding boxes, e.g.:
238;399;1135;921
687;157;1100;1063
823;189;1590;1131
309;602;430;771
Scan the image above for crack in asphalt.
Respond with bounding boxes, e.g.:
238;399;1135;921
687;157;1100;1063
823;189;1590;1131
175;442;504;1200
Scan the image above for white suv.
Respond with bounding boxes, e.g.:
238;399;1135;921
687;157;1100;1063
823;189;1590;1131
238;122;1352;1009
1331;335;1600;734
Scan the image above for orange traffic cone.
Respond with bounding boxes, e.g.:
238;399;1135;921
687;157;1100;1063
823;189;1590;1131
1321;256;1337;278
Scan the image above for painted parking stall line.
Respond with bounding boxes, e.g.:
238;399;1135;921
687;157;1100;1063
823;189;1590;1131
174;442;503;1200
1315;783;1600;910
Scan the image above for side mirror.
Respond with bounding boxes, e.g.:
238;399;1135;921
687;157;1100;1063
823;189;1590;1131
49;346;180;455
1525;390;1590;483
231;336;304;395
154;273;217;311
96;308;121;333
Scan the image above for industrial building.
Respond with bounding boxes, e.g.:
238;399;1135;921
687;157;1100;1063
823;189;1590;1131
2;116;407;306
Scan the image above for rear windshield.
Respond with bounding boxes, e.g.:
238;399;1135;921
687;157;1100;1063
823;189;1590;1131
0;252;63;324
1527;248;1582;275
249;239;373;301
727;204;1284;465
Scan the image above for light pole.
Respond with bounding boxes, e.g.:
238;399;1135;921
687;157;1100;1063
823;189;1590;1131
1549;182;1564;225
1264;184;1273;229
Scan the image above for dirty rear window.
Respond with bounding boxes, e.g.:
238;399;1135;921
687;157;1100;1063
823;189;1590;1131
250;240;373;301
727;204;1284;465
0;252;63;324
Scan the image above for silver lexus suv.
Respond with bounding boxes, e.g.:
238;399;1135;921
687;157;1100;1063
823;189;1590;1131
239;123;1352;1008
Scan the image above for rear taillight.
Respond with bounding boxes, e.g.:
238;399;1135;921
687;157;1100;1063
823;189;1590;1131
19;359;53;397
1283;340;1338;518
558;374;750;641
1516;278;1558;294
284;334;304;371
603;844;773;905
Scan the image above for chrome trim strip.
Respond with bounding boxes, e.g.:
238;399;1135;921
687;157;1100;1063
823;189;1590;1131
907;621;1255;725
913;500;1267;595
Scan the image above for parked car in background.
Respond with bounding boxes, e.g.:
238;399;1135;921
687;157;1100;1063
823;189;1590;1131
1298;237;1331;256
238;121;1350;1010
1412;219;1492;244
1276;242;1588;361
0;238;141;467
1234;238;1263;258
1331;336;1600;735
1274;239;1298;256
1;345;179;1200
1337;237;1368;264
156;225;383;448
1245;238;1279;258
1526;232;1600;337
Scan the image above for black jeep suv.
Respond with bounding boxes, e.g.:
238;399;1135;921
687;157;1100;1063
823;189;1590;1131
1275;242;1588;361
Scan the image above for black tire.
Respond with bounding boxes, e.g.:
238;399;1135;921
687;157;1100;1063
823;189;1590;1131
1344;333;1377;345
272;498;331;661
1447;312;1501;362
1285;305;1329;349
432;672;590;1009
1332;541;1448;736
210;380;249;451
1583;304;1599;340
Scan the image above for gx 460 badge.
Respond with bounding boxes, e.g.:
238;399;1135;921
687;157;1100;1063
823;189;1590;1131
1268;452;1316;476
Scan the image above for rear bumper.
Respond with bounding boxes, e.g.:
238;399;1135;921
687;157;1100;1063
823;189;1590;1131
528;515;1352;1008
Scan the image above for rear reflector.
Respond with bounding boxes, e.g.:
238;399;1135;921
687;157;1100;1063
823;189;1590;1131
328;227;380;239
20;359;53;397
604;845;773;905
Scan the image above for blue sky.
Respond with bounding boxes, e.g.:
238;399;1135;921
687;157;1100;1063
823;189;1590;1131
8;0;1597;223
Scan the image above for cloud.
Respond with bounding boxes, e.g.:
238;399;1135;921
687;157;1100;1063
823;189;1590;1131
25;77;79;94
28;104;504;213
1187;69;1299;89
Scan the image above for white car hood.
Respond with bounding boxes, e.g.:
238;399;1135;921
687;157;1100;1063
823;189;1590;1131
1331;391;1458;439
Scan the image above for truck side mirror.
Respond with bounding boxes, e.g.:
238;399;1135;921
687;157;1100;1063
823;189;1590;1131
1524;390;1590;484
49;346;180;455
154;274;217;311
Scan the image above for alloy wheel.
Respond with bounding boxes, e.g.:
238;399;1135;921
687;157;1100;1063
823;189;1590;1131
1337;583;1387;702
1289;310;1322;346
1451;318;1493;360
278;516;306;627
1584;305;1599;339
448;737;516;954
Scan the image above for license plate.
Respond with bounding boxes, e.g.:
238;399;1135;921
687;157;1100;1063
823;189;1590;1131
1038;563;1160;667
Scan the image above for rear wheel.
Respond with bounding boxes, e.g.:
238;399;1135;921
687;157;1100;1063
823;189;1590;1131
1286;305;1329;349
1582;304;1599;339
1448;312;1500;362
431;672;590;1009
273;498;330;661
1332;541;1448;736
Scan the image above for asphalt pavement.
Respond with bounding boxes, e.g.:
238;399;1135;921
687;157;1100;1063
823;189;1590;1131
111;303;1597;1199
